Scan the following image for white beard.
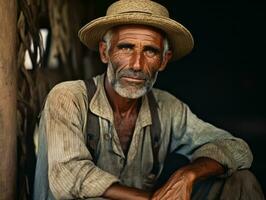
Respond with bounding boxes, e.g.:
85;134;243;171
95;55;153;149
106;62;158;99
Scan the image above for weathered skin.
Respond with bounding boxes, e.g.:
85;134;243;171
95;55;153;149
100;25;170;155
99;25;224;200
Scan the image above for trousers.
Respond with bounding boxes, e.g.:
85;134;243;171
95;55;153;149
156;153;265;200
34;132;264;200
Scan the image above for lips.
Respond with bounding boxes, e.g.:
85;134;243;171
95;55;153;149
121;76;146;83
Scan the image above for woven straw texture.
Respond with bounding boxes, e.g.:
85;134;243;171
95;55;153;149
79;0;194;60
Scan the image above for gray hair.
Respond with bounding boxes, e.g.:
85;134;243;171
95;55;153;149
102;28;170;57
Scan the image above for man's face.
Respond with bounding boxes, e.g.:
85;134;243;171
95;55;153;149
100;25;171;99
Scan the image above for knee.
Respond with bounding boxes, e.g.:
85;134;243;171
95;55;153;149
222;170;265;200
229;170;256;184
229;169;263;191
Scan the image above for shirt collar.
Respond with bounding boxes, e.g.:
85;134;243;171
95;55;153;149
89;74;152;127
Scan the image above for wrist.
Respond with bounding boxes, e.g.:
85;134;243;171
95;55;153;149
171;162;201;184
178;157;225;183
179;167;197;183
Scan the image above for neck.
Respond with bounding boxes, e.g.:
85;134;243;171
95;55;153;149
104;76;140;116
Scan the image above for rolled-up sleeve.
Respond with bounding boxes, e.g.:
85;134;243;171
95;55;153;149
41;82;119;199
170;101;253;176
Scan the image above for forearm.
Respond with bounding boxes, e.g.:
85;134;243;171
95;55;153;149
192;139;253;176
103;183;150;200
177;157;225;183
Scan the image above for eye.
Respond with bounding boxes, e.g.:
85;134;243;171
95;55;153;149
117;43;134;54
145;49;156;57
144;47;160;58
121;47;132;53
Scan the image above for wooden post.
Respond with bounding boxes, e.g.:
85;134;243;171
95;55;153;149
0;0;17;199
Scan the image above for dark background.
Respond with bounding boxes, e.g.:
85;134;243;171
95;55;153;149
95;0;266;193
156;0;266;193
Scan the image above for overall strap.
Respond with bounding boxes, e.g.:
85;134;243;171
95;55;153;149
84;80;161;173
84;78;100;160
147;91;161;175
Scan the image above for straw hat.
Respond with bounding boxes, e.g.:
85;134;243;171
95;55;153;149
78;0;194;60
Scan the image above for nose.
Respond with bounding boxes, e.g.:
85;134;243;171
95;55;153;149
131;51;143;71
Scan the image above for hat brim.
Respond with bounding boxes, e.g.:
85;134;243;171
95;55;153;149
78;13;194;61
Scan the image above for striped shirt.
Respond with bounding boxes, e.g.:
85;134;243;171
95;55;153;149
35;73;253;199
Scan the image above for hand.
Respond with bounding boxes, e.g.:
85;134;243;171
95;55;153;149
103;183;151;200
151;169;195;200
151;157;224;200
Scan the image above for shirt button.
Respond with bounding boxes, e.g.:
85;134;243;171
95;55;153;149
147;173;156;180
104;133;110;140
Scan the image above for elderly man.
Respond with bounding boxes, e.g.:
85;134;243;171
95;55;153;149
34;0;264;199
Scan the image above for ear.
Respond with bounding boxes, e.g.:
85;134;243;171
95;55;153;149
158;50;173;71
99;41;109;63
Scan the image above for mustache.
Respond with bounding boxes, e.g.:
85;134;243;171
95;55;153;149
117;68;150;80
